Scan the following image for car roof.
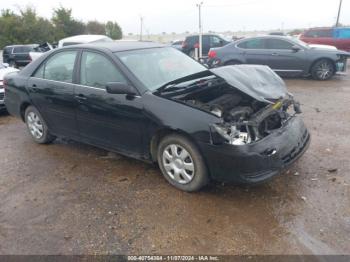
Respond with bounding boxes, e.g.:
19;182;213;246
62;41;166;52
186;34;221;37
5;44;37;48
238;35;294;41
59;35;111;43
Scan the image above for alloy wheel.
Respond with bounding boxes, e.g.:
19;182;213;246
27;111;44;139
315;61;333;80
162;144;195;184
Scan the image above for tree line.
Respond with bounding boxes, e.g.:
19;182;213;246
0;6;123;49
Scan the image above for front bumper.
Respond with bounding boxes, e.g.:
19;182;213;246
199;116;310;183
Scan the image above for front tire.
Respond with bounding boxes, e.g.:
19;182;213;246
25;106;56;144
311;59;335;80
157;134;209;192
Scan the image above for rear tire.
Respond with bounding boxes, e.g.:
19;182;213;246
25;106;56;144
9;60;15;68
311;59;335;80
157;134;209;192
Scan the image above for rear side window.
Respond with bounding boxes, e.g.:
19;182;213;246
266;39;294;49
185;36;198;46
13;47;23;53
34;51;77;83
4;47;13;54
210;36;222;47
238;39;265;49
80;51;127;88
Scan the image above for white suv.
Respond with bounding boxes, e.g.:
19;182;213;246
0;63;19;111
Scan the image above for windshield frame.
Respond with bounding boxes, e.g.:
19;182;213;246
114;47;208;92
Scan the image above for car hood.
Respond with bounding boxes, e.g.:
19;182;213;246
210;65;288;104
309;44;338;50
308;47;350;56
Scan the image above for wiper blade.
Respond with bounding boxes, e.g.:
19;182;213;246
156;70;212;93
160;77;215;93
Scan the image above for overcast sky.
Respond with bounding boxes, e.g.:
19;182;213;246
1;0;350;34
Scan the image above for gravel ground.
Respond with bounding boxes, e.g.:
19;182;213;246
0;69;349;255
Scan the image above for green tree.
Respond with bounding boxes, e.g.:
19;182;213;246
105;21;123;39
18;6;56;44
0;9;22;48
52;6;85;39
86;20;106;35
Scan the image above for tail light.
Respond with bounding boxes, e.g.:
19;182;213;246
208;50;217;58
2;79;8;89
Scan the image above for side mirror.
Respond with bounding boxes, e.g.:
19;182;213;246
291;45;301;52
2;63;9;68
106;82;136;95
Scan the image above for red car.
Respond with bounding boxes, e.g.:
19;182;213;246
300;27;350;52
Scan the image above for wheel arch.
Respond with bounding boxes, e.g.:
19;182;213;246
20;102;31;122
149;128;202;163
224;59;243;66
309;57;336;73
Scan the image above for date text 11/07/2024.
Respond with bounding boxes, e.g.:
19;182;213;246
127;255;220;261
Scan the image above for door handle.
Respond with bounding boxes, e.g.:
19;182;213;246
30;84;39;92
75;94;87;102
271;53;279;56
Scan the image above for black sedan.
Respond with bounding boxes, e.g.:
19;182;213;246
207;36;349;80
4;42;310;191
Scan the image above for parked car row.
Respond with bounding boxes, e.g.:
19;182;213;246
207;36;349;80
300;27;350;52
2;35;114;67
181;34;230;57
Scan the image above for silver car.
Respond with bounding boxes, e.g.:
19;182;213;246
207;36;349;80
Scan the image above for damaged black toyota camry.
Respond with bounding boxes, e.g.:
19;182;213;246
4;42;310;192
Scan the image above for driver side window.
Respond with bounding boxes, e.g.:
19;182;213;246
80;51;127;89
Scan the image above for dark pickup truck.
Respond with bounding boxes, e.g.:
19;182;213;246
2;44;37;68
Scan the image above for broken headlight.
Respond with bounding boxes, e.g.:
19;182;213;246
212;124;252;146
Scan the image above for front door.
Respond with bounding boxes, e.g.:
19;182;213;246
265;38;306;75
75;51;144;155
28;50;79;137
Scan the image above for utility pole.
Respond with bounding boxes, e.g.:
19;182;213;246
196;2;203;60
336;0;343;27
140;16;144;41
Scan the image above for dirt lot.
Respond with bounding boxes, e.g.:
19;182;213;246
0;73;349;255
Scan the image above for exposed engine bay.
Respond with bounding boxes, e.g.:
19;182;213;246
166;79;301;146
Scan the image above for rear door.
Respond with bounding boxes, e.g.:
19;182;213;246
28;50;79;137
74;50;144;155
236;38;271;66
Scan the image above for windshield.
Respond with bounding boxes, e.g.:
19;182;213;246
290;37;310;49
115;47;207;90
